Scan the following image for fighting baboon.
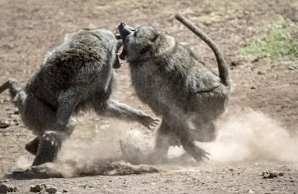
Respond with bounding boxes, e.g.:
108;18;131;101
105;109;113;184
117;14;232;162
0;28;158;166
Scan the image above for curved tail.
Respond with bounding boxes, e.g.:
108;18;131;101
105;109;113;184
175;14;231;89
0;78;22;100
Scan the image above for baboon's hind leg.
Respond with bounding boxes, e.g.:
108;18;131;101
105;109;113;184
191;118;217;142
168;114;210;162
25;118;76;156
150;119;173;163
179;134;210;162
18;93;76;165
32;131;67;166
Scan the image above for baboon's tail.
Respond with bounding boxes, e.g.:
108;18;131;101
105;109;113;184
0;78;22;100
175;14;231;89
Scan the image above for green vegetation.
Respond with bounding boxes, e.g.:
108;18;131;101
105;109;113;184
239;22;298;65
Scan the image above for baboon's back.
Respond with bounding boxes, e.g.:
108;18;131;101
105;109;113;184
27;31;112;109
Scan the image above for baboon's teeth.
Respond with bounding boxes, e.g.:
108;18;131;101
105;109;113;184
115;26;120;34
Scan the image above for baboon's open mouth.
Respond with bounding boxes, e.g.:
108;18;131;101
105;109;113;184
115;22;135;60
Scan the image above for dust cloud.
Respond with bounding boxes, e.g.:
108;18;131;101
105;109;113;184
23;119;158;178
155;107;298;165
53;108;298;175
15;156;32;170
15;108;298;177
197;107;298;163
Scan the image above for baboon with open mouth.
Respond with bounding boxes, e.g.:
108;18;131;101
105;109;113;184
116;14;232;163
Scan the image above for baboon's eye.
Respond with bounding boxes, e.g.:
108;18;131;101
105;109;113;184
140;45;151;54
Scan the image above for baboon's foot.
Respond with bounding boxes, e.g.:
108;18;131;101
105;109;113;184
32;131;63;166
25;137;39;155
192;147;210;162
181;141;210;162
192;146;210;162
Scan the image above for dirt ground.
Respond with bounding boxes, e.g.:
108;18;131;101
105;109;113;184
0;0;298;193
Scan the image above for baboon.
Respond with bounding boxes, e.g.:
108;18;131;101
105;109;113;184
116;14;232;162
0;28;158;166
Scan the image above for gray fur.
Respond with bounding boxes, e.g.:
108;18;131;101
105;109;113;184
0;28;158;166
117;14;232;162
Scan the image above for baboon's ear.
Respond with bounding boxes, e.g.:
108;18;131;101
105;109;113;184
151;33;161;42
151;32;165;44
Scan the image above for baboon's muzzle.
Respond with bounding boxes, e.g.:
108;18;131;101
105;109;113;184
117;22;135;40
116;22;135;60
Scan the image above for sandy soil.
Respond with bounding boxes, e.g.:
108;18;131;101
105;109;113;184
0;0;298;193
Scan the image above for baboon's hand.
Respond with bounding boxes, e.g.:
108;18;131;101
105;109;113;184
140;115;159;130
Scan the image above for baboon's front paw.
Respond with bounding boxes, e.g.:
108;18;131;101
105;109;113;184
141;116;159;130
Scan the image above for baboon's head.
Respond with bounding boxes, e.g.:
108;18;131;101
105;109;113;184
117;22;166;62
117;22;176;63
